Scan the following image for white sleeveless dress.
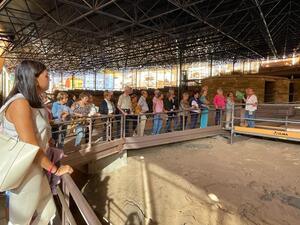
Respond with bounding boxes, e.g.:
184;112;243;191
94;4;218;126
1;94;56;225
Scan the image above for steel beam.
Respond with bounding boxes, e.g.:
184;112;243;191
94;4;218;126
167;0;264;58
0;0;11;12
253;0;278;57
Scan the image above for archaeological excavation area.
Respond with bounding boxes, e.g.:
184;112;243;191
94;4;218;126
0;0;300;225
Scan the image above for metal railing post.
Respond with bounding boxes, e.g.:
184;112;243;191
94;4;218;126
230;104;235;144
58;124;62;147
182;111;185;131
120;114;124;138
137;114;140;136
124;114;127;138
109;117;112;141
220;109;223;128
106;118;109;141
88;118;92;149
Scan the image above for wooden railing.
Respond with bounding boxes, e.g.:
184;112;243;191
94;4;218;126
57;174;102;225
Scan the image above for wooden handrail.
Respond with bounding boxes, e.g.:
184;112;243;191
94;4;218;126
56;187;78;225
61;174;102;225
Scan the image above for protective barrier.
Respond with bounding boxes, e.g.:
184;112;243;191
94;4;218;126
51;109;225;225
51;108;225;153
229;103;300;143
57;174;102;225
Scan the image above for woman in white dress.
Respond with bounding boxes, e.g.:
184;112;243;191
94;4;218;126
2;60;73;225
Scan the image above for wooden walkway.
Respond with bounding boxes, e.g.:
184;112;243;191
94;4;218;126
63;126;225;167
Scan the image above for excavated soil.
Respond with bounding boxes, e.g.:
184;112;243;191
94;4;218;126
83;136;300;225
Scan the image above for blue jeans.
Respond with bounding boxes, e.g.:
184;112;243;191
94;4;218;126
152;114;163;135
215;109;222;125
245;111;256;128
190;112;199;129
75;125;85;146
165;113;178;132
200;109;208;128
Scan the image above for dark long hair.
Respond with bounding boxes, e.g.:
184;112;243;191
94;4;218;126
4;60;47;108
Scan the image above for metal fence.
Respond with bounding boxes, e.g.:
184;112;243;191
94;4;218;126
51;114;123;154
229;103;300;143
51;108;225;152
122;109;220;137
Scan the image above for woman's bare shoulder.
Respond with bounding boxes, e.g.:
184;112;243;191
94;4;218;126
6;98;31;119
8;98;30;109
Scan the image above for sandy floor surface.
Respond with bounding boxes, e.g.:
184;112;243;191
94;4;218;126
82;136;300;225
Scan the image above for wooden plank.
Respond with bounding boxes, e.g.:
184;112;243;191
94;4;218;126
125;126;222;143
61;175;102;225
63;146;122;166
124;127;224;150
63;140;124;166
234;126;300;141
65;127;224;165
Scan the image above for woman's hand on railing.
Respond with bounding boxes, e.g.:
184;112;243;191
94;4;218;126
49;120;55;125
72;112;85;118
48;138;56;147
61;112;70;121
55;165;74;176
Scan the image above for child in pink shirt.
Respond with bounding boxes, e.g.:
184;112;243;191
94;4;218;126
213;88;226;125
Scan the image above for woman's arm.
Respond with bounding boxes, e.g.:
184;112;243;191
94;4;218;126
51;102;59;119
6;99;73;176
191;100;198;109
71;103;84;117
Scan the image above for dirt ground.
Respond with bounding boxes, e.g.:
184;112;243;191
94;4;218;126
82;136;300;225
